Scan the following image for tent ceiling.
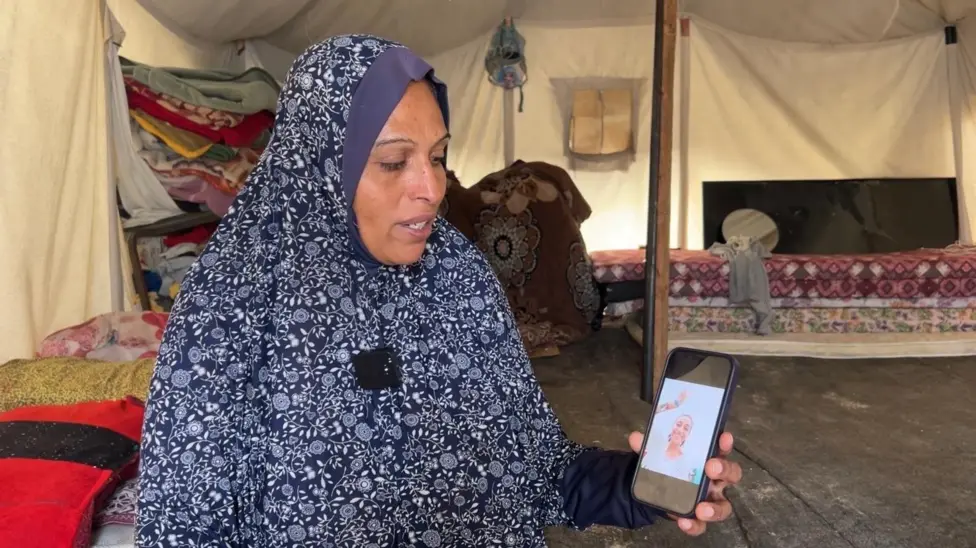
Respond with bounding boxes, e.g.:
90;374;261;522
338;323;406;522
136;0;976;56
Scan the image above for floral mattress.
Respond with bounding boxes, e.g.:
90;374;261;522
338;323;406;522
668;305;976;334
591;248;976;302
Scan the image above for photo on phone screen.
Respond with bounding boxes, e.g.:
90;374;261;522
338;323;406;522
632;349;736;516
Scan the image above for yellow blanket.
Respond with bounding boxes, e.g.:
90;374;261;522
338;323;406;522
131;108;213;159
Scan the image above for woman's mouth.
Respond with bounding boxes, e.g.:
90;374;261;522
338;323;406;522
398;217;434;239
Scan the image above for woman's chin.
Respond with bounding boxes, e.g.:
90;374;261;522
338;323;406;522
384;244;427;266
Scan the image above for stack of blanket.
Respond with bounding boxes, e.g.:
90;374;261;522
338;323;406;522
121;57;280;219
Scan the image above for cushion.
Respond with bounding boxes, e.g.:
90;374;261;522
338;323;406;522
0;357;154;413
0;398;144;548
36;311;168;361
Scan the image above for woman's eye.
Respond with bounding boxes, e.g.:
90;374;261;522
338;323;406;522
432;156;446;167
380;160;406;172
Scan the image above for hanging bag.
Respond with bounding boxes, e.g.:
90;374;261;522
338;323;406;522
484;17;528;112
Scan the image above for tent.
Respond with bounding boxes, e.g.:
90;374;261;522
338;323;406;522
3;0;976;362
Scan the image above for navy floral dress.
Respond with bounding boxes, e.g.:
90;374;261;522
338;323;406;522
135;35;600;547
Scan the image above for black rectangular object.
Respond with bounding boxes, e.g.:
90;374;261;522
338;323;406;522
702;178;959;254
353;348;402;390
946;26;958;45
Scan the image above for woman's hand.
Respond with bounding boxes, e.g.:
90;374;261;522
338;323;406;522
628;431;742;536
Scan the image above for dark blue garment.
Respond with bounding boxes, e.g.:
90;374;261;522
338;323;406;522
135;35;593;548
563;450;662;529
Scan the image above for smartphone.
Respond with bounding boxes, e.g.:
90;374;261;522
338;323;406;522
631;347;739;518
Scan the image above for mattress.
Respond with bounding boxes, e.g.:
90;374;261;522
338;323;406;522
669;306;976;334
591;248;976;301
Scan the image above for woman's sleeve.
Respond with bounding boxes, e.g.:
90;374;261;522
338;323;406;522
514;385;662;531
480;249;661;531
560;449;663;530
135;303;253;547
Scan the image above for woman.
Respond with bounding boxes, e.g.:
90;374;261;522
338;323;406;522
663;415;704;484
136;35;742;547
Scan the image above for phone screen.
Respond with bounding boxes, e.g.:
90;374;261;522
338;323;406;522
632;350;735;516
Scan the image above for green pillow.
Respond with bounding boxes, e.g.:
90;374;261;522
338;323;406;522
0;357;155;413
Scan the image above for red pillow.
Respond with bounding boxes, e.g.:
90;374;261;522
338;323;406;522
0;397;144;548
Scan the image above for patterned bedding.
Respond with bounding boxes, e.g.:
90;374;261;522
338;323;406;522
591;248;976;301
670;306;976;334
36;312;168;361
90;479;138;548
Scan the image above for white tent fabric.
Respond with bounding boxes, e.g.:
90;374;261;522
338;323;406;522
950;15;976;242
4;0;976;361
107;0;241;70
107;50;185;227
126;0;976;51
0;0;120;362
506;24;661;251
682;19;957;248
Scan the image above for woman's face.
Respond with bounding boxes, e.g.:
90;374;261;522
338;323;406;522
670;416;693;446
353;81;450;265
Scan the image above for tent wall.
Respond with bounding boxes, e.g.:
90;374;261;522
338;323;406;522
108;0;241;71
409;24;682;253
436;19;967;251
502;24;676;252
0;0;118;362
683;19;957;249
950;15;976;243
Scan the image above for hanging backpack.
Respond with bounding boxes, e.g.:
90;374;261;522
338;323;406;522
485;17;528;112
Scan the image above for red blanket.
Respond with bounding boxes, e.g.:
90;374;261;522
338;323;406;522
0;398;144;548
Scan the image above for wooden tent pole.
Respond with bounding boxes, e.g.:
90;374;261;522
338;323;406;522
640;0;678;402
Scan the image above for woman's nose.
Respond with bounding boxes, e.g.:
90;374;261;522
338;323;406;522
408;163;444;203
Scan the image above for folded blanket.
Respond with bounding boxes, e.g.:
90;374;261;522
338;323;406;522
123;74;244;129
140;145;259;196
0;357;154;413
121;56;280;114
131;108;212;159
126;82;274;148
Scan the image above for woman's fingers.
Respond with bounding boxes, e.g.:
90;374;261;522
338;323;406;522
627;431;644;453
717;432;734;456
696;499;733;522
676;517;707;536
706;456;742;485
